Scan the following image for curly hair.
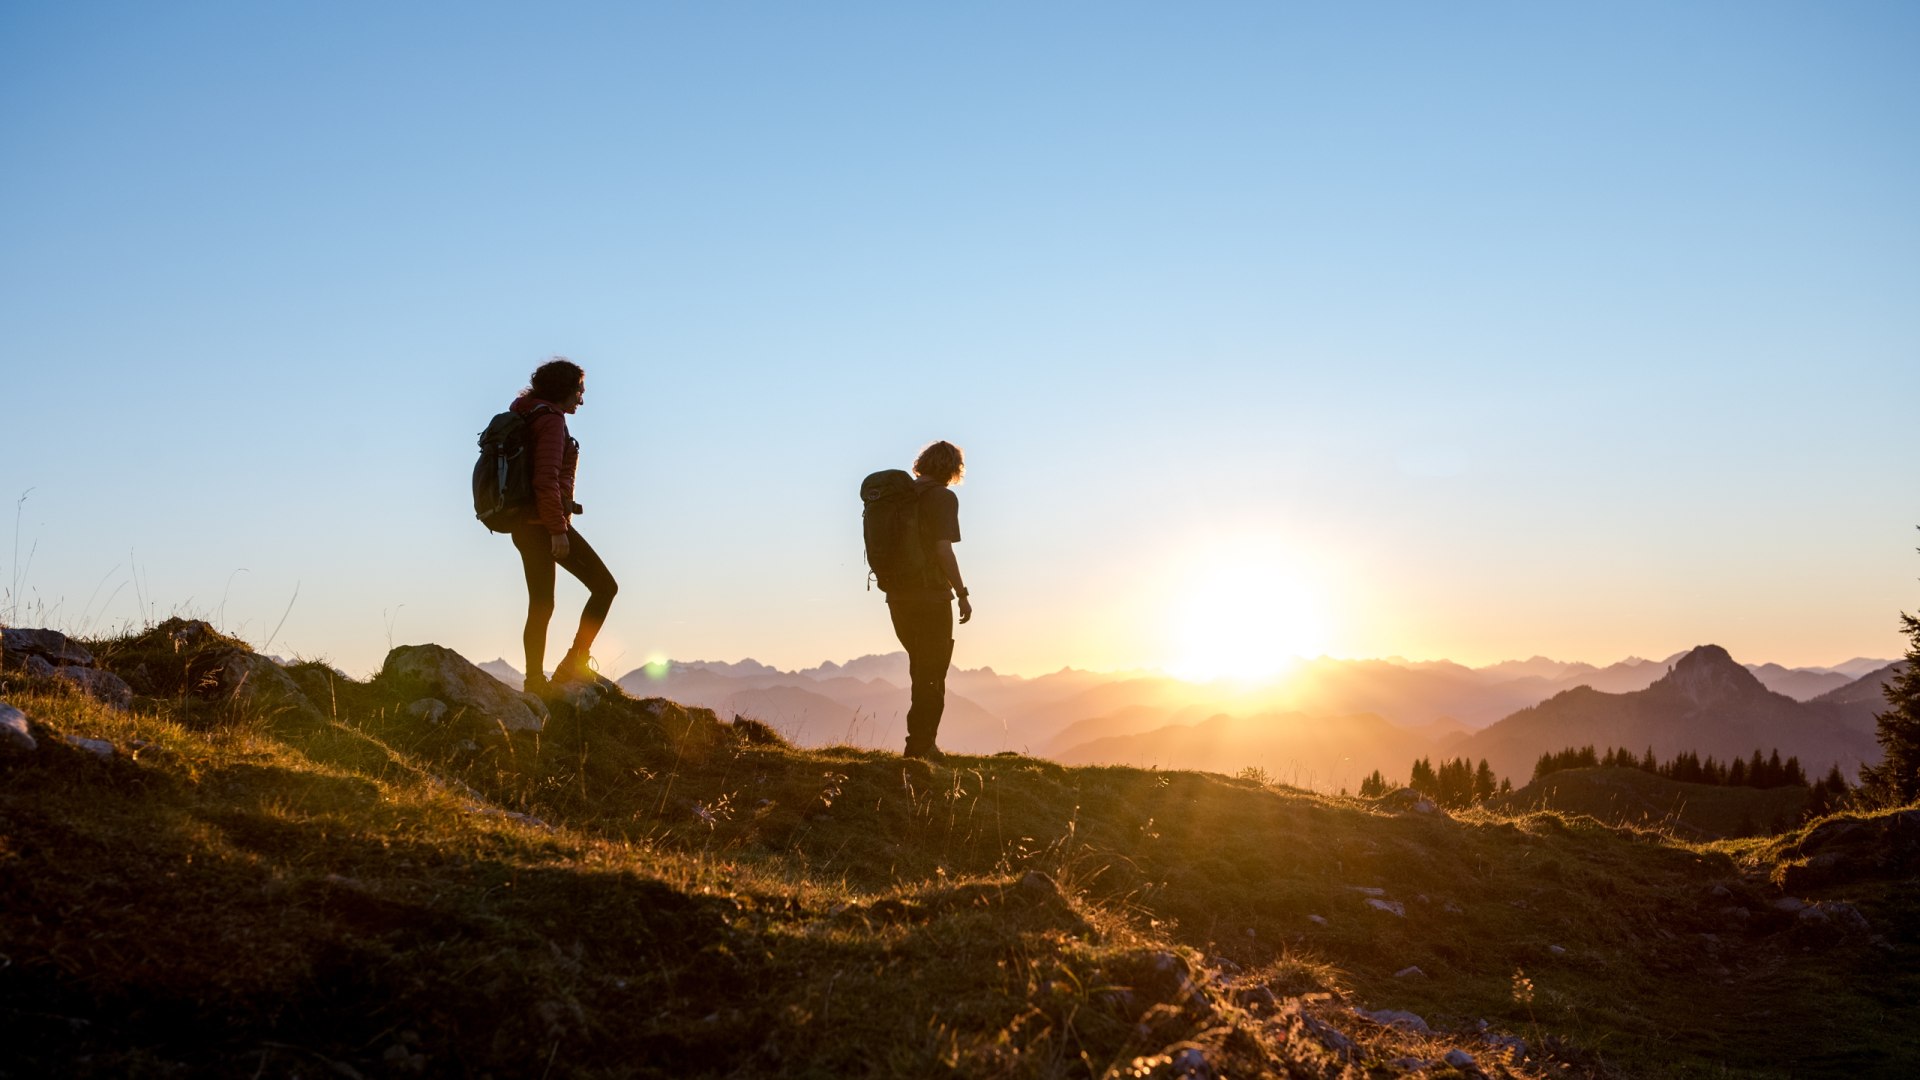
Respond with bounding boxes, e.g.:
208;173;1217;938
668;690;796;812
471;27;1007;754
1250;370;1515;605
524;357;585;402
913;440;965;485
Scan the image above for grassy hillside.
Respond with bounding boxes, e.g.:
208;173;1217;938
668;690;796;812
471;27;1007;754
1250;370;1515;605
1499;768;1812;841
2;625;1917;1078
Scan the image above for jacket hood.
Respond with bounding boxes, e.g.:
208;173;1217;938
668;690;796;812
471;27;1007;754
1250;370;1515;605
510;396;561;417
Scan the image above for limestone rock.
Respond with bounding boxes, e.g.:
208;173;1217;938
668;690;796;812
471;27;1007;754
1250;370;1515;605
62;735;114;759
1377;787;1444;815
406;698;450;725
209;651;325;724
1365;898;1406;917
1;627;95;667
1394;965;1426;978
1445;1048;1478;1068
549;679;605;711
0;702;34;750
1789;899;1872;945
23;655;57;678
381;644;547;734
55;666;135;710
1358;1007;1431;1034
1277;999;1356;1062
1485;1033;1528;1058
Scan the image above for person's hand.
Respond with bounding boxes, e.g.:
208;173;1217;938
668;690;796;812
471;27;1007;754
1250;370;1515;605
957;595;973;624
549;533;570;561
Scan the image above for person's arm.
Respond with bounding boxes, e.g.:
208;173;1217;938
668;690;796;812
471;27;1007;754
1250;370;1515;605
529;411;570;559
933;539;972;624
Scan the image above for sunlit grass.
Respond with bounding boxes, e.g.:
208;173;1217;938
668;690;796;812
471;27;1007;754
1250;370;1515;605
2;631;1914;1077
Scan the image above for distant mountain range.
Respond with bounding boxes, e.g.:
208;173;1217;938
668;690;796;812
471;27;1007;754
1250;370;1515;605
1451;645;1888;784
471;647;1900;790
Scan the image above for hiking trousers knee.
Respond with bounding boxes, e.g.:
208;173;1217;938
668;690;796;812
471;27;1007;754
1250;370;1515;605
888;593;954;756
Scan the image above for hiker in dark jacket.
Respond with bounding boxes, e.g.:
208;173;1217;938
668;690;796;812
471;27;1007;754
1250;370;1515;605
508;357;617;692
890;440;971;760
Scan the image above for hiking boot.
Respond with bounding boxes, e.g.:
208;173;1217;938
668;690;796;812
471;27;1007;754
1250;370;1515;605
523;672;551;697
904;745;946;764
553;650;598;686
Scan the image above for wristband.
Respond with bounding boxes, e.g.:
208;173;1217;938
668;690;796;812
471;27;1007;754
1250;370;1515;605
955;587;970;598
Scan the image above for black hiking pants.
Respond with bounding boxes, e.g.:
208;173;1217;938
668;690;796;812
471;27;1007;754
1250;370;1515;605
887;592;954;756
511;524;618;678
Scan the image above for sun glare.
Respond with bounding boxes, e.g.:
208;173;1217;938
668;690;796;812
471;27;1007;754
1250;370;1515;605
1166;552;1328;684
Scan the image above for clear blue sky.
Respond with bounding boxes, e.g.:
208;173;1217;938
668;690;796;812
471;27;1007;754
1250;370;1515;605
3;1;1915;679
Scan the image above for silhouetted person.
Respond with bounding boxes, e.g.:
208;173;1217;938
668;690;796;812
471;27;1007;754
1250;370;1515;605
508;358;617;692
888;441;971;759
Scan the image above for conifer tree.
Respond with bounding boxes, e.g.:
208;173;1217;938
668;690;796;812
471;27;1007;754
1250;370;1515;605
1859;609;1920;807
1410;757;1436;795
1823;763;1847;797
1359;769;1388;798
1473;759;1497;803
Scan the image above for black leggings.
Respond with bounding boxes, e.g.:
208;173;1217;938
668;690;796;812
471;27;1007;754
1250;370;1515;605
511;524;618;678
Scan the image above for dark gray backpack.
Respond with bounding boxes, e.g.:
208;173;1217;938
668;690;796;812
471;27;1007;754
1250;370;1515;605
860;469;940;592
472;404;552;532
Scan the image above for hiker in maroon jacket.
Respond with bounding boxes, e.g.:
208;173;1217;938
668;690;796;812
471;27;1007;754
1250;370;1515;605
509;357;617;692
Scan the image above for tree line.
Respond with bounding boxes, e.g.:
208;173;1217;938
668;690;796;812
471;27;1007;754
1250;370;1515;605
1532;744;1812;788
1354;744;1858;818
1356;756;1510;807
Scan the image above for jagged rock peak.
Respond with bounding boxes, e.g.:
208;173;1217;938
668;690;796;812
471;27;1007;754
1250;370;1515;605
1656;644;1767;705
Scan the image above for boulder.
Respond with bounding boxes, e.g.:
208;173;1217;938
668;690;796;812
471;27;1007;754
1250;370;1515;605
96;619;321;725
55;666;135;710
0;702;34;751
23;655;57;678
1366;898;1406;917
207;651;325;724
406;698;450;725
288;665;342;713
381;644;548;734
1;627;94;667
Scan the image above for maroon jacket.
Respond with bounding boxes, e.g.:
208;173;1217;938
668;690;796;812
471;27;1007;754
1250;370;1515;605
510;395;578;536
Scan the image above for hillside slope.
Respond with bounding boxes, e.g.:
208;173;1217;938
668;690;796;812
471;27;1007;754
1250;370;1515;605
2;623;1916;1078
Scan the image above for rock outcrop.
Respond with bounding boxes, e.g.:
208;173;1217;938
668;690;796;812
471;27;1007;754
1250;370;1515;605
0;702;34;750
380;644;549;735
1776;809;1920;891
1;627;134;710
2;628;96;667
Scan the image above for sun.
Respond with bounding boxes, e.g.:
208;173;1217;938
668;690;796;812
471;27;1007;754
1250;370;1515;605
1165;553;1328;683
